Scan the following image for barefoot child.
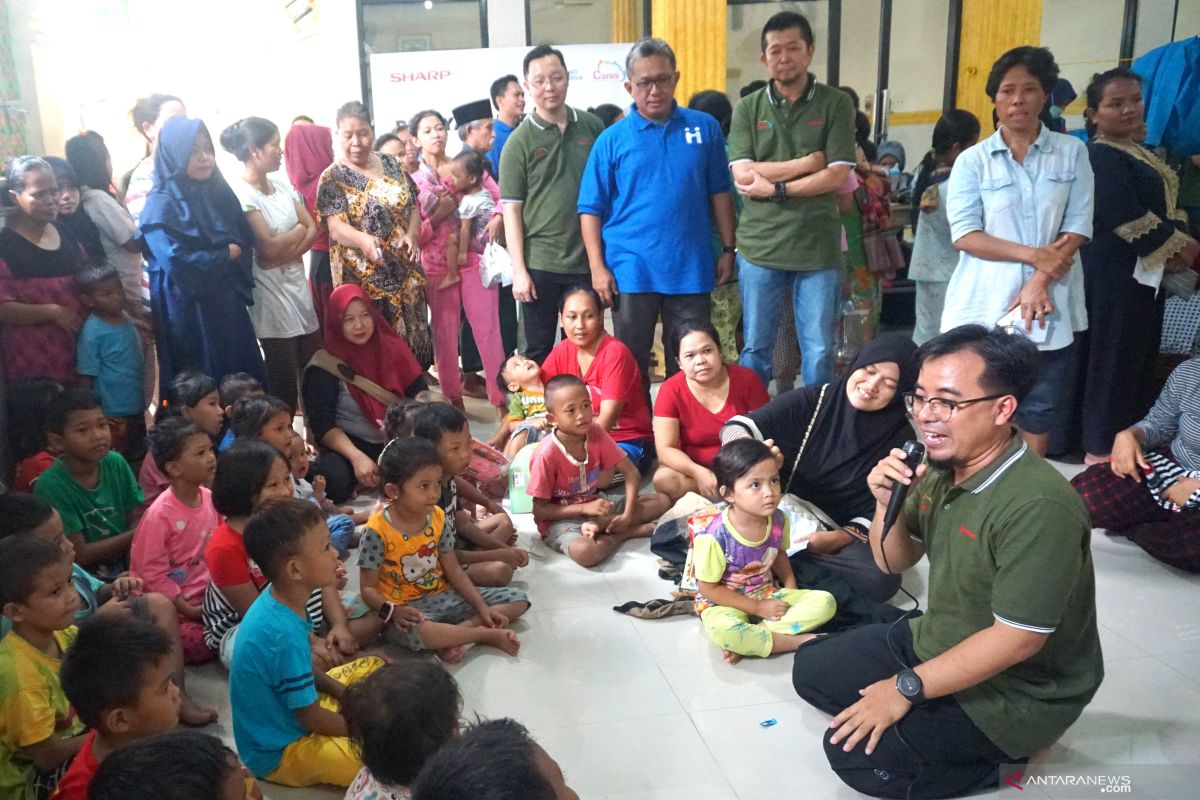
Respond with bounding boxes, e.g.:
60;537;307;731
131;419;219;664
529;375;670;568
359;437;528;663
694;439;836;664
493;354;550;459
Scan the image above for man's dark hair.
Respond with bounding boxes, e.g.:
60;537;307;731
244;497;326;582
0;536;66;607
985;46;1059;100
410;718;557;800
761;10;814;52
147;417;204;472
490;74;520;109
46;388;102;435
61;615;174;729
211;439;288;517
88;730;239;800
344;661;462;786
915;325;1040;402
411;402;469;442
0;492;55;539
523;45;566;78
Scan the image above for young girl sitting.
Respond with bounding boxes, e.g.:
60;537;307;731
694;439;837;664
140;370;226;507
131;417;220;663
359;437;528;663
342;660;462;800
230;394;294;454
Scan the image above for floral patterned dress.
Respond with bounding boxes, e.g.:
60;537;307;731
315;153;432;367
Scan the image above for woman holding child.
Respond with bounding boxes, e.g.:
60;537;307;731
653;319;770;502
720;333;918;602
302;284;428;504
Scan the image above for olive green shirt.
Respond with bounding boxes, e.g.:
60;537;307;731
727;76;856;271
499;106;604;274
903;433;1104;758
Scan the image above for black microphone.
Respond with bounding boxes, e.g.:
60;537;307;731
881;440;926;540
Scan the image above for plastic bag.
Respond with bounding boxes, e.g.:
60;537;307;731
481;241;513;288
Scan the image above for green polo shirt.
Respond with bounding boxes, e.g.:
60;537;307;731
727;76;856;271
499;106;604;275
902;433;1103;758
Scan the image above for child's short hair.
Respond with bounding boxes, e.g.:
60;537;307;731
230;394;291;439
61;615;173;730
711;438;775;493
147;417;203;472
383;398;427;441
211;438;287;517
75;262;122;295
0;535;65;607
87;730;241;800
218;371;263;409
7;378;63;462
494;354;530;396
411;402;468;443
377;436;444;487
0;492;54;539
410;718;557;800
452;148;488;182
244;497;325;582
45;387;103;435
343;661;462;787
543;374;586;411
162;369;218;415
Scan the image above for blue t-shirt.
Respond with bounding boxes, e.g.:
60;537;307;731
488;117;517;178
577;102;733;295
229;588;318;777
217;428;235;453
76;314;145;416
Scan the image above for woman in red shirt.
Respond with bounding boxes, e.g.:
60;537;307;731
540;287;652;466
653;319;769;501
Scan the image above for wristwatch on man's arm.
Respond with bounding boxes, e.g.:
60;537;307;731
772;180;788;204
896;669;926;705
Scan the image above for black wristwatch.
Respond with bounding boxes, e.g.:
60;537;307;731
378;601;396;624
721;245;736;254
896;669;926;705
772;181;788;203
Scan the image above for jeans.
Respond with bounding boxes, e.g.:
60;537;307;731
611;291;712;395
738;254;841;388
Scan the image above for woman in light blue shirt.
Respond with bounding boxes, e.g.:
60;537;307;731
943;46;1094;455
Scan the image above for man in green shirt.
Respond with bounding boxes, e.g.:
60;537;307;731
793;325;1103;799
500;44;604;364
727;10;856;388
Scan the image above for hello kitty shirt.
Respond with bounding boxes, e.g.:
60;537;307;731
359;505;453;604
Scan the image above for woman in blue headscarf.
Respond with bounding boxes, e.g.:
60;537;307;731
139;116;266;392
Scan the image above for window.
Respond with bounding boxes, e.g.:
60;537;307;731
529;0;645;45
727;1;832;103
362;0;484;56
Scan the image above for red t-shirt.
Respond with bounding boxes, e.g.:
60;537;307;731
13;450;57;493
50;730;98;800
653;365;770;466
526;423;627;535
541;335;651;443
204;521;267;590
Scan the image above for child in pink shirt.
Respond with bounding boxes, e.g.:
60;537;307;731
131;417;220;663
138;371;225;509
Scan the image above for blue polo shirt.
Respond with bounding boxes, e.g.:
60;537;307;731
578;102;732;295
488;116;518;178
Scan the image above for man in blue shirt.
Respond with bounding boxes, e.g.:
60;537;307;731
579;37;736;393
488;74;525;178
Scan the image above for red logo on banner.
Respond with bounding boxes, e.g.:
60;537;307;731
389;71;452;82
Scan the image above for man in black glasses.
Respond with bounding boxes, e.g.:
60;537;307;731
793;324;1102;800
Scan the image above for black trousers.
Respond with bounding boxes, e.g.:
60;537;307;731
793;622;1018;799
611;291;712;395
260;333;320;416
521;269;593;365
310;435;385;505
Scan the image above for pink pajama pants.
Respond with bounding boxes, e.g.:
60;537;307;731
426;258;506;406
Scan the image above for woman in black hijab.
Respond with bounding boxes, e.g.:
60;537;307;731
721;333;919;601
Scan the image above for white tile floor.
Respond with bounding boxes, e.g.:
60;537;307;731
186;404;1200;800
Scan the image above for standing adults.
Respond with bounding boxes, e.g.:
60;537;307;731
502;44;605;364
942;46;1093;456
284;120;336;330
579;37;736;393
454;100;497;178
221;117;320;415
123;93;186;225
488;74;526;178
793;325;1103;799
728;11;857;389
139;117;265;390
316;101;431;367
1076;68;1199;462
0;157;86;385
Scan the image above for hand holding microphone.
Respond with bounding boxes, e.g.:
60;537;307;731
867;440;927;540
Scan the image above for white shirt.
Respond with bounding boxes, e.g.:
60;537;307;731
230;175;319;339
81;188;144;306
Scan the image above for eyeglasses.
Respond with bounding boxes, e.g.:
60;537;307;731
632;75;675;92
902;391;1006;421
528;74;568;90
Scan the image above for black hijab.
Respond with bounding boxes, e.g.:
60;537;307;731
726;333;919;523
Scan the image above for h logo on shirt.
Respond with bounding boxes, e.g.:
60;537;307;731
684;126;703;145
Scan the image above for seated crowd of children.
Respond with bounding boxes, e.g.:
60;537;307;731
1;353;833;799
